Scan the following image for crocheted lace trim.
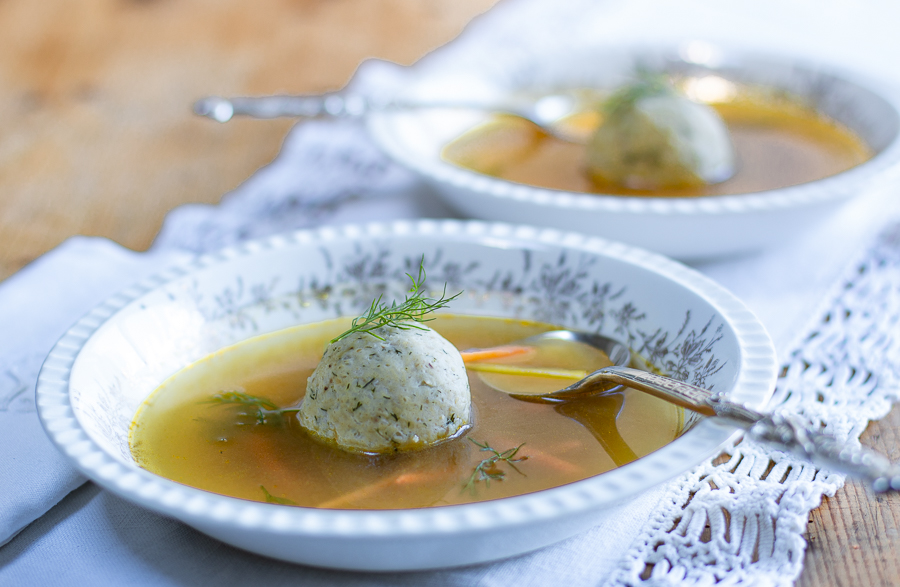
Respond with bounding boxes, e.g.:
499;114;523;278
607;224;900;585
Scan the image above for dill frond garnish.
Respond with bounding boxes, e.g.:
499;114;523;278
463;439;528;495
260;485;297;506
202;390;299;425
602;72;672;116
330;259;461;344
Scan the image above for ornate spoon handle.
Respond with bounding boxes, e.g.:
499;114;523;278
191;93;582;142
191;94;514;122
193;93;371;123
565;366;900;491
192;93;487;122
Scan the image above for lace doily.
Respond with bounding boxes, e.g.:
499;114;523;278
152;121;418;254
607;225;900;586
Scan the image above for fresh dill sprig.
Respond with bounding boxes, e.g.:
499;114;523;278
602;71;673;116
202;390;299;425
463;439;528;495
330;259;461;344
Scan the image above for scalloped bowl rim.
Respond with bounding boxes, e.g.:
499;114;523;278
35;220;778;567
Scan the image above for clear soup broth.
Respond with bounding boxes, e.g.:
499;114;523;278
442;89;873;197
130;315;683;509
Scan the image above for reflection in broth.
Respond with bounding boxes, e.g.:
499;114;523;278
130;315;681;509
442;86;873;197
555;394;638;468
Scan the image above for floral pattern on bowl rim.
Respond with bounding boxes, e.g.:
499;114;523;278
36;220;777;571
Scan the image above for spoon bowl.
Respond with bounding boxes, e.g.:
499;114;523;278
472;328;900;491
469;329;716;407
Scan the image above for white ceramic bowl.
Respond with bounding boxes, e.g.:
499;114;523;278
368;42;900;260
36;220;777;571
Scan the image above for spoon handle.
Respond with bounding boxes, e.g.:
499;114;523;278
739;408;900;491
192;94;496;122
193;94;371;123
574;366;721;416
588;366;900;491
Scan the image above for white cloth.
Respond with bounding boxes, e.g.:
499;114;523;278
3;0;900;585
0;239;188;547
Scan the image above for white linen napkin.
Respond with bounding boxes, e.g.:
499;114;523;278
0;238;188;546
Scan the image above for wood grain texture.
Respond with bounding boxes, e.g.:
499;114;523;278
0;0;497;281
799;405;900;587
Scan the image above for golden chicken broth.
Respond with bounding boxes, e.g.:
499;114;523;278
442;94;872;197
130;315;682;509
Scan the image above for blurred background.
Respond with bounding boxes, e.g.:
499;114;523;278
0;0;498;281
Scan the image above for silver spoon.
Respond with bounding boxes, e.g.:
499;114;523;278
490;330;900;492
193;92;584;142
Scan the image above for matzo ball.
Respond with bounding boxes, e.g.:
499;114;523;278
299;325;471;453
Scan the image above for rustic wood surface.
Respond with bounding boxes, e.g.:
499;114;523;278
799;404;900;587
0;0;496;281
2;1;898;585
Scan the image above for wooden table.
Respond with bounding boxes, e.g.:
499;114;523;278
800;407;900;586
0;0;496;281
2;1;898;584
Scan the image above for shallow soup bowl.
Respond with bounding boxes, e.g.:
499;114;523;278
36;220;777;571
368;42;900;260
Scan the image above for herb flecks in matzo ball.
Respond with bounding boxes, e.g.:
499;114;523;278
299;325;470;453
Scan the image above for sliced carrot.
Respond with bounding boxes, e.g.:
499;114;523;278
459;345;535;363
316;469;431;508
393;472;432;485
465;362;588;380
522;447;582;475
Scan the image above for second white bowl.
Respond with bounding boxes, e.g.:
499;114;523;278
368;42;900;260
